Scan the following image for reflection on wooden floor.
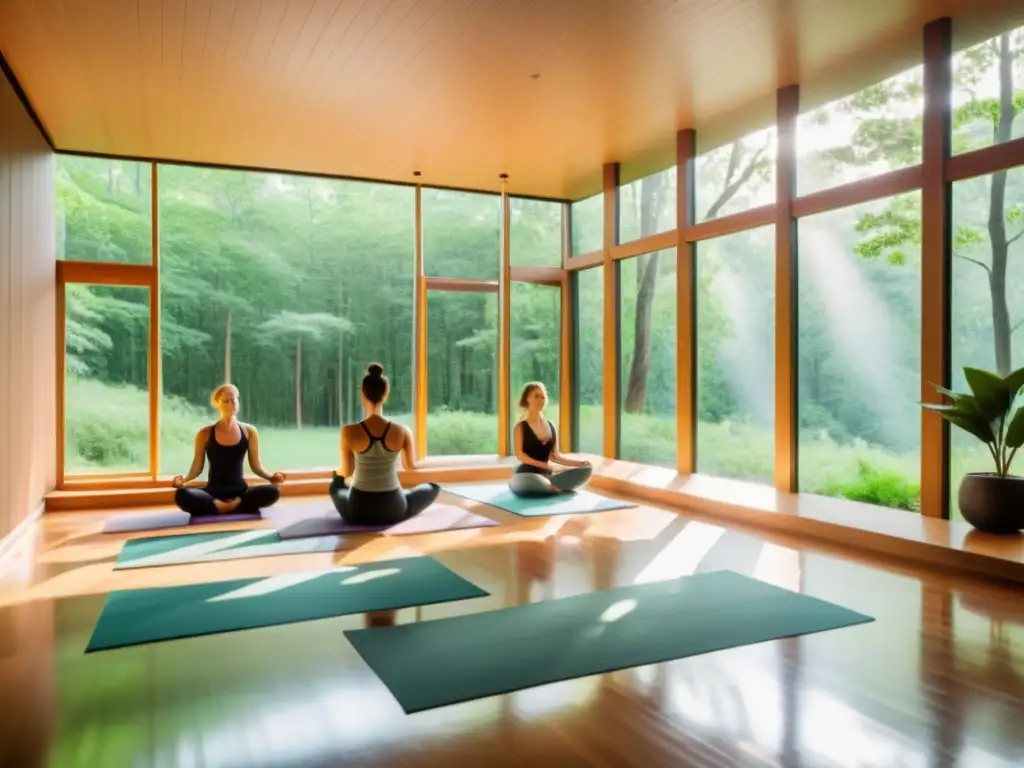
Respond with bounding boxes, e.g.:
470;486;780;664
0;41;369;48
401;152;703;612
0;489;1022;767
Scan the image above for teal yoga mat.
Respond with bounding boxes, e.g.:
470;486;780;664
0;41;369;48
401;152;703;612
444;483;632;517
87;556;488;652
345;570;874;713
115;529;341;570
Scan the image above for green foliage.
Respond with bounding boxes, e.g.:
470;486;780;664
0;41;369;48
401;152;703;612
65;377;160;470
824;460;921;511
258;311;351;341
845;34;1024;286
853;193;921;265
923;365;1024;477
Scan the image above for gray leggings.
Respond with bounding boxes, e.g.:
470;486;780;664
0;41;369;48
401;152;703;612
509;465;592;497
330;474;441;527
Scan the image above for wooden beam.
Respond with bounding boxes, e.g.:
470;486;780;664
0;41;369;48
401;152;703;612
685;204;775;243
55;282;65;485
775;84;800;493
560;203;574;450
946;135;1024;183
677;129;697;475
55;260;154;287
564;250;604;271
498;177;512;456
562;203;572;268
63;471;153;482
0;48;55;150
413;185;427;461
792;165;924;219
55;148;571;205
423;277;500;293
55;258;157;483
610;229;678;261
602;162;620;458
47;462;520;510
921;18;953;520
560;272;574;452
509;266;563;285
148;162;160;480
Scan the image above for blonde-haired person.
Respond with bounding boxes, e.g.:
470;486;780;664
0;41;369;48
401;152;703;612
330;363;440;526
510;381;591;497
171;384;285;517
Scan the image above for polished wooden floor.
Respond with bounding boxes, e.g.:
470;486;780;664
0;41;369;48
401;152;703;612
0;489;1022;768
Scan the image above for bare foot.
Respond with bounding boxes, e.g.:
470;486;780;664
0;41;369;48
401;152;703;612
214;497;241;514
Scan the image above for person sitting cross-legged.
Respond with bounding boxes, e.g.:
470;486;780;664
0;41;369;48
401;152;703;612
171;384;285;517
509;381;592;497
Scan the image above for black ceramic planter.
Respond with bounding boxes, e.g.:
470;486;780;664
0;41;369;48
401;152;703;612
957;473;1024;534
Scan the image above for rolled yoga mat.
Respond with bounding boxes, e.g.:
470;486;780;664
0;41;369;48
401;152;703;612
87;555;488;652
267;504;499;540
442;482;633;517
344;569;874;713
114;529;343;570
102;509;260;534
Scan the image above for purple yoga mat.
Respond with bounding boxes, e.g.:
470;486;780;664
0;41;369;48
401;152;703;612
268;504;498;541
188;513;261;525
101;509;261;534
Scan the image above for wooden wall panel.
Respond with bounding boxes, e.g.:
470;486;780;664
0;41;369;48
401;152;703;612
0;66;55;543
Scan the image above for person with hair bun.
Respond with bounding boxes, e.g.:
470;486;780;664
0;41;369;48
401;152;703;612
510;381;591;497
171;383;285;517
330;363;440;525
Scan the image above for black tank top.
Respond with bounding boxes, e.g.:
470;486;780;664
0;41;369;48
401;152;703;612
516;419;556;475
206;424;248;493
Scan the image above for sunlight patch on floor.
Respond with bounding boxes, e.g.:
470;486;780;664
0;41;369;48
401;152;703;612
207;570;347;602
633;522;726;584
340;567;401;586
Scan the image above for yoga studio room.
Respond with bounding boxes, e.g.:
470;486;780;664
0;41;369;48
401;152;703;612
3;1;1024;766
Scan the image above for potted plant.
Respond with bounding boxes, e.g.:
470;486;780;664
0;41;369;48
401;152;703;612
923;366;1024;533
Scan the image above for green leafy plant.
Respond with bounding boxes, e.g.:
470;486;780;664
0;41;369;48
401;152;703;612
825;460;921;511
922;366;1024;478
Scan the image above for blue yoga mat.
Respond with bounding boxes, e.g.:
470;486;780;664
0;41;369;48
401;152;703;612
87;556;488;652
444;483;632;517
345;570;874;713
114;529;341;570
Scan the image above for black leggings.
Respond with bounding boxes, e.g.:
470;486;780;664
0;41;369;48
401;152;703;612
329;474;440;527
174;485;281;518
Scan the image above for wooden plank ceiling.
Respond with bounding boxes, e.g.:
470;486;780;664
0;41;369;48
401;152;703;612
1;0;1022;199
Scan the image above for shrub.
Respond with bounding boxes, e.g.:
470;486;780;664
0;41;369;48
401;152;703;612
824;459;921;511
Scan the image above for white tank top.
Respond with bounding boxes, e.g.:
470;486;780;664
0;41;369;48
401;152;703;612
349;421;401;492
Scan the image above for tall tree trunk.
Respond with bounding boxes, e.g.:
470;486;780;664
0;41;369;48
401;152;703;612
295;337;303;429
988;33;1014;376
625;253;661;411
624;174;665;412
337;289;345;425
622;138;768;412
135;164;141;195
223;308;232;383
347;357;356;420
